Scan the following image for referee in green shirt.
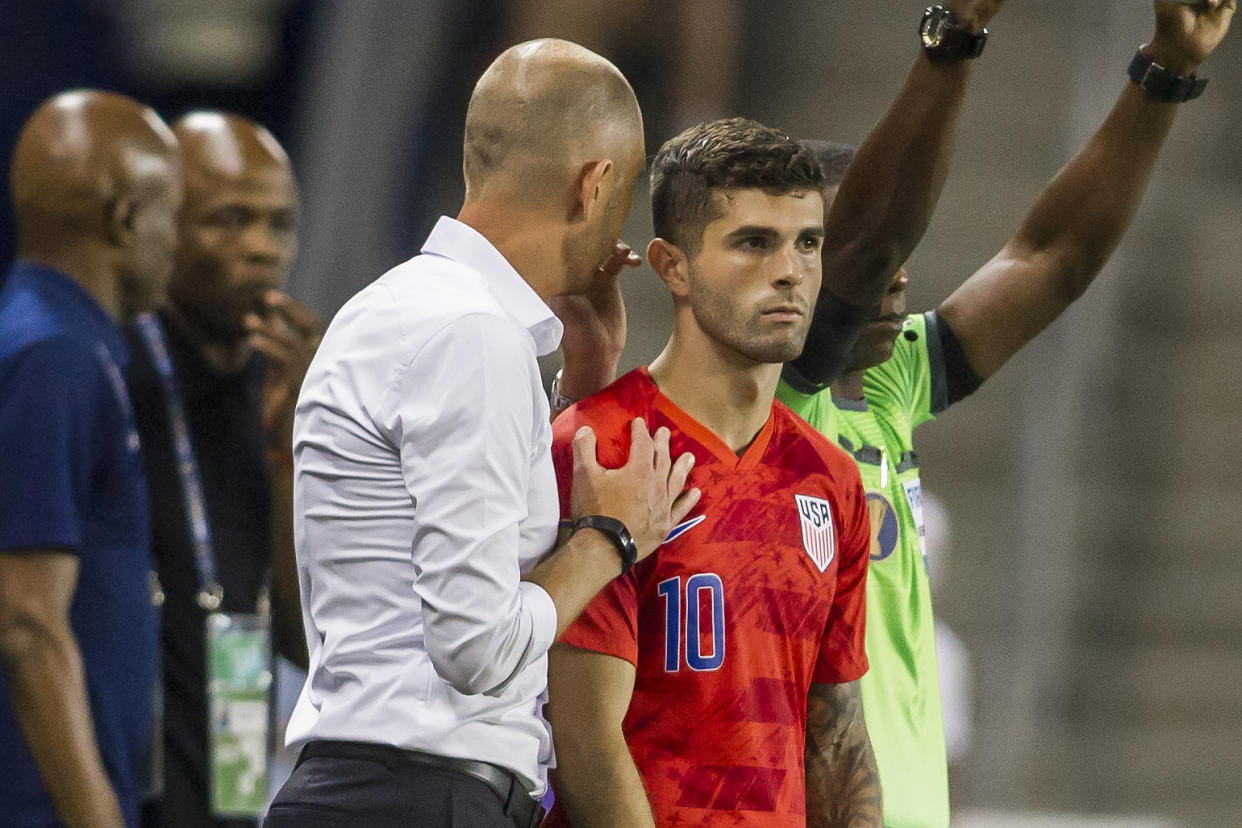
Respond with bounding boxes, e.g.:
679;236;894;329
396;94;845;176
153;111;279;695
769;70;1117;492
778;3;1236;826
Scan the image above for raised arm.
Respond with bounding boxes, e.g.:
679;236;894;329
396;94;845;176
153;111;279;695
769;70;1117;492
823;0;1005;304
804;680;882;828
938;0;1235;379
0;553;125;828
546;644;654;828
791;0;1008;387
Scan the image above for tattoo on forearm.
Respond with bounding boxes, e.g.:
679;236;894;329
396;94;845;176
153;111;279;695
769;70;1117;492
804;681;883;828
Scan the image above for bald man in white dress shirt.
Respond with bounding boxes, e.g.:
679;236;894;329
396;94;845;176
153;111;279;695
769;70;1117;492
263;39;700;828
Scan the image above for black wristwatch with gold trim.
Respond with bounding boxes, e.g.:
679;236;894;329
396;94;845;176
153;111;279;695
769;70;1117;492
919;6;988;63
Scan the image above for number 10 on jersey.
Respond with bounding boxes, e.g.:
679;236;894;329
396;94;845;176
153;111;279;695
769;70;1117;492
657;574;726;672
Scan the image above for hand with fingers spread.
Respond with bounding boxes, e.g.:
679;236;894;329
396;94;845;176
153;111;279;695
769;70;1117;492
245;289;322;447
524;418;700;640
549;240;642;409
1151;0;1236;73
569;418;700;561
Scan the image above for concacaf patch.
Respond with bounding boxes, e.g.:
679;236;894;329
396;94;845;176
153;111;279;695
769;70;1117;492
795;494;836;572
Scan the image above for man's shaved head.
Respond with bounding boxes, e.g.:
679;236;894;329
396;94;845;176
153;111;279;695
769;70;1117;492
463;38;644;202
11;90;178;257
10;90;181;316
174;111;293;191
167;111;299;342
455;39;645;298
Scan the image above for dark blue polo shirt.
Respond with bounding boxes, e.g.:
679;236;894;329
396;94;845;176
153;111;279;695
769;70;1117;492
0;263;158;828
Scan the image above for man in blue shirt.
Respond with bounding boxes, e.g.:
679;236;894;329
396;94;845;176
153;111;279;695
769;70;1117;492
0;90;181;828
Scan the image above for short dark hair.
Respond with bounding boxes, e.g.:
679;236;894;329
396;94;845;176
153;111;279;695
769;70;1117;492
799;139;857;190
650;117;824;253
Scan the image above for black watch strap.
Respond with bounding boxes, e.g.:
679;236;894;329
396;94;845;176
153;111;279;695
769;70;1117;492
1128;49;1207;103
920;6;988;63
574;515;638;575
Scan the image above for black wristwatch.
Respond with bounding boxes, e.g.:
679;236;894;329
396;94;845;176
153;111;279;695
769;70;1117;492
919;6;988;63
1127;48;1207;103
574;515;638;575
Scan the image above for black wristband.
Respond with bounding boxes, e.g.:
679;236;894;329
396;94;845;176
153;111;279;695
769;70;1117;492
574;515;638;575
1128;48;1207;103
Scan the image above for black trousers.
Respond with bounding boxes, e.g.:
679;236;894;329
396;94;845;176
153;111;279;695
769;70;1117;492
263;748;521;828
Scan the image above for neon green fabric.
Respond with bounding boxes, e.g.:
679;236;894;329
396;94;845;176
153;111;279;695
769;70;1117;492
778;312;947;828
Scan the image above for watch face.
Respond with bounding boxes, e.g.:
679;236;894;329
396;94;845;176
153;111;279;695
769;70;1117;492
921;12;947;48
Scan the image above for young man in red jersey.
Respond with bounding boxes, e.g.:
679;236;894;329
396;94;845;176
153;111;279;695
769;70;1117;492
544;118;879;827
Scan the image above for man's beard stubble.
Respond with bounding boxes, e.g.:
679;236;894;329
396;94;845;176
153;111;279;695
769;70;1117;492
688;281;809;365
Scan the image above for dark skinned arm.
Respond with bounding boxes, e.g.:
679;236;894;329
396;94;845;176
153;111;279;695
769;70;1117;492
268;461;308;668
790;0;1008;389
821;0;1005;307
249;291;320;668
0;552;125;828
546;644;655;828
804;680;882;828
938;0;1236;379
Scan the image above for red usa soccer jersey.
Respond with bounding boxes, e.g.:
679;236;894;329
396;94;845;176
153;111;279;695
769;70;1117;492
545;368;870;827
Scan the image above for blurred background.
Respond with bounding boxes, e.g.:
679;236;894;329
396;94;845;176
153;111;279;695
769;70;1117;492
4;1;1240;825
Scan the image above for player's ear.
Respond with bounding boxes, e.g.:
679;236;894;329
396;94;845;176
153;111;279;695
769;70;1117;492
648;237;690;298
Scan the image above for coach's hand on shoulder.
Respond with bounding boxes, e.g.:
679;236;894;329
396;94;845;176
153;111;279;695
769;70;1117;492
1150;0;1235;74
526;419;698;639
570;418;700;561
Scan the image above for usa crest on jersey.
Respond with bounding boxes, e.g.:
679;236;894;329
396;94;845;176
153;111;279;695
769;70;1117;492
795;494;836;571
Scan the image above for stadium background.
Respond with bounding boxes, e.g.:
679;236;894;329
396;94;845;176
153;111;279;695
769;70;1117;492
3;1;1240;825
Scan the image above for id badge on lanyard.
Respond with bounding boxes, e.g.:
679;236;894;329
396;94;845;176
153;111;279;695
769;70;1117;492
136;314;273;817
207;611;272;816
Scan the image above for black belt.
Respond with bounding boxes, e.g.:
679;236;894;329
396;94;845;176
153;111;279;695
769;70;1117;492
299;740;545;828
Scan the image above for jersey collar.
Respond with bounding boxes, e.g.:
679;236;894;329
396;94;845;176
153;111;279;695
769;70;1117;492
638;367;776;471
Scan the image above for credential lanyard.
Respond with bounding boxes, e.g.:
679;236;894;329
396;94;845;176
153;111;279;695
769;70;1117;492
135;313;225;612
96;336;166;797
94;341;140;453
94;342;165;607
137;315;275;818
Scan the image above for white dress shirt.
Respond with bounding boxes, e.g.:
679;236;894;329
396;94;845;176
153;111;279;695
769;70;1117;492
286;216;564;795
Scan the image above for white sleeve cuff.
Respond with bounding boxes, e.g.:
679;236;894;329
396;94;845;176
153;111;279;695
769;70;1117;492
479;581;559;698
519;580;559;660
